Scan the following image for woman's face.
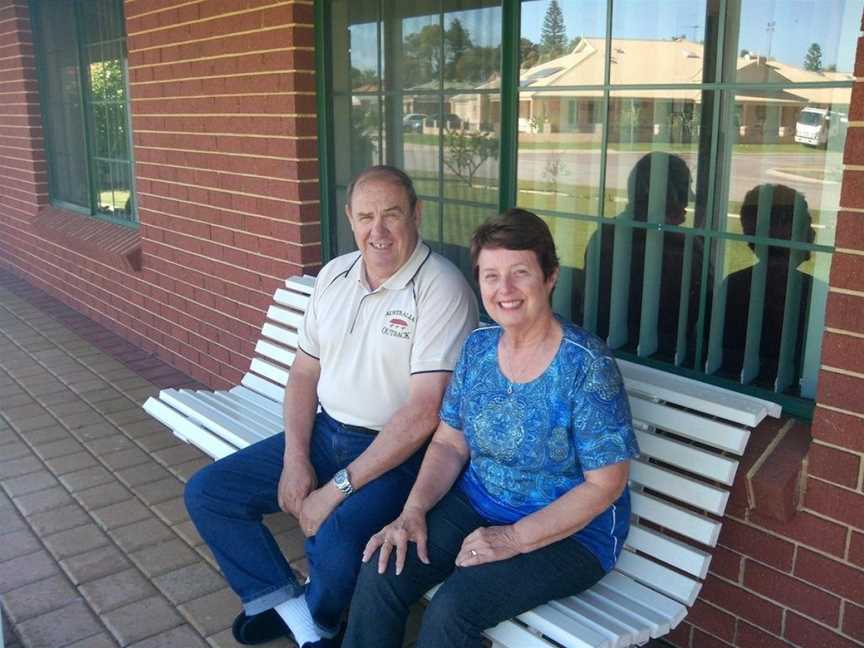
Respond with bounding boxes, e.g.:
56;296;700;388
476;247;557;331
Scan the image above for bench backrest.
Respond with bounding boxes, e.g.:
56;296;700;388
242;276;779;613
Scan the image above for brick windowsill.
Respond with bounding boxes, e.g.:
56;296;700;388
31;206;142;272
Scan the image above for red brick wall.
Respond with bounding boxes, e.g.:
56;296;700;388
666;18;864;648
0;0;321;388
0;0;46;218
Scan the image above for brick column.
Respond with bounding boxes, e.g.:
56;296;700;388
126;0;322;385
0;0;47;225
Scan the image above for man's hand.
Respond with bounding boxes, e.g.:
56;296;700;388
277;455;317;518
455;525;522;567
299;483;343;537
363;506;429;575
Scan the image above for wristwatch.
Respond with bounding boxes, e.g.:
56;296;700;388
333;468;354;496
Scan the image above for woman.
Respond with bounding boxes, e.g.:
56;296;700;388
343;209;639;648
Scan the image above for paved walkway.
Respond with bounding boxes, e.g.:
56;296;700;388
0;269;306;648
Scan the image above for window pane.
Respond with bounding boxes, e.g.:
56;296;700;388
722;89;849;245
442;0;501;90
520;0;607;85
349;9;381;91
517;92;604;217
605;96;703;227
34;0;89;209
733;0;862;81
397;5;442;90
402;96;443;200
611;0;711;84
442;93;500;202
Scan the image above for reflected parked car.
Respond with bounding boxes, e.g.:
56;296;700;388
402;113;427;132
424;113;462;129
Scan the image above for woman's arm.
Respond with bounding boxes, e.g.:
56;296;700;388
456;461;630;566
404;421;471;513
364;421;470;574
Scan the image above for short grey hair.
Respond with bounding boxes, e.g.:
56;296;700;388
346;165;418;214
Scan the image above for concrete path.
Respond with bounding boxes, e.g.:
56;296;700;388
0;268;306;648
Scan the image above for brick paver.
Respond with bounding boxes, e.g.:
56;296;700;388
0;271;228;646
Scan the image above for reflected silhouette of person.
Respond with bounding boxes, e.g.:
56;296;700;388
587;151;706;363
721;184;815;387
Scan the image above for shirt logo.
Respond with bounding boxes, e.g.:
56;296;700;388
382;309;415;339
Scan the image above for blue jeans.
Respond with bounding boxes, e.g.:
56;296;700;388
343;488;606;648
184;410;423;635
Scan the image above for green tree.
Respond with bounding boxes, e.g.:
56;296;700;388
804;43;823;71
539;0;567;62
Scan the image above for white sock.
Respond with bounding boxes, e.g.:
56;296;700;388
274;594;323;647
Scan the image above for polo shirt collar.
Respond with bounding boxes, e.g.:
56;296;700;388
355;239;431;291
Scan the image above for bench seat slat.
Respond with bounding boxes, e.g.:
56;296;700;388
255;340;296;370
517;605;613;648
630;491;721;547
618;359;781;426
229;385;283;417
261;322;300;349
629;397;750;454
634;429;740;485
241;373;285;403
597;572;688;629
285;275;315;294
161;390;272;450
549;597;647;647
629;459;728;515
249;358;290;387
274;287;313;312
193;391;283;433
267;304;304;330
484;621;561;648
575;588;668;637
625;524;711;579
219;391;283;425
143;397;237;460
614;551;701;606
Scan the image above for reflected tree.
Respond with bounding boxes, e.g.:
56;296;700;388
539;0;567;62
444;130;499;187
804;43;823;71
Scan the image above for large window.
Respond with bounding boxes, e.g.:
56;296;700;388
320;0;860;415
32;0;136;226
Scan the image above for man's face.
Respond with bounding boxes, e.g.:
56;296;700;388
346;177;421;285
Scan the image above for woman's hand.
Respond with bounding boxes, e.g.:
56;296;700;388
455;525;523;567
362;507;429;575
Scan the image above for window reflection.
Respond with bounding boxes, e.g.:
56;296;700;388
611;0;710;83
520;0;606;84
736;1;861;78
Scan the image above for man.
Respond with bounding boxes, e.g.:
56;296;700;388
184;166;478;647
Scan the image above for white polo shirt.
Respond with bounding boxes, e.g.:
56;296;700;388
298;240;479;431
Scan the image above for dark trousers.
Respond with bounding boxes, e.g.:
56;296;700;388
343;488;606;648
184;410;422;635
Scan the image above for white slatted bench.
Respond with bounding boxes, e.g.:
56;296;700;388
143;276;780;648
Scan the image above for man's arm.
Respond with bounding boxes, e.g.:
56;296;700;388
298;371;450;536
278;349;321;517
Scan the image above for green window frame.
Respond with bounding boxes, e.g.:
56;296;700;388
316;0;856;418
31;0;137;227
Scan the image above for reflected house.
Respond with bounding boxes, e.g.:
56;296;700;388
448;37;852;144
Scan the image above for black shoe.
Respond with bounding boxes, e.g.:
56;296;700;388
232;609;290;645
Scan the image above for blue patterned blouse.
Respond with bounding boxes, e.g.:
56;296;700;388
439;318;639;572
